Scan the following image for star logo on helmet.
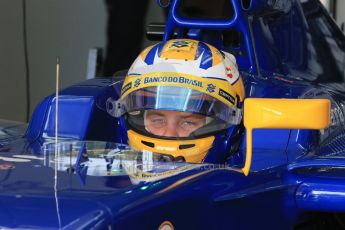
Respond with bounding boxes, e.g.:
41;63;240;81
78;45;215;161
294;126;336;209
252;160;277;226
134;79;141;88
170;41;190;48
206;84;216;93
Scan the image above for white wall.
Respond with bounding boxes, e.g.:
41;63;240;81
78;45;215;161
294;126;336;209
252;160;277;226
0;0;107;122
321;0;345;31
0;0;165;122
27;1;107;111
336;0;345;31
0;0;26;122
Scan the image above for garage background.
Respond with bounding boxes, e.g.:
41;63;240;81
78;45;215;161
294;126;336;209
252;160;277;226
0;0;341;122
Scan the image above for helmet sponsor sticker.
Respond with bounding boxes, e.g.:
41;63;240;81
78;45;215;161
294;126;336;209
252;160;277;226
169;40;191;48
167;40;196;51
206;83;216;93
161;39;198;60
121;82;132;95
144;76;202;87
134;79;141;88
121;72;237;107
219;88;235;105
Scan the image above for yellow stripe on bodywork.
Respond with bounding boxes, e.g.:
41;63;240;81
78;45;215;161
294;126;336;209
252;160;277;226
121;72;238;107
128;130;215;163
160;39;199;60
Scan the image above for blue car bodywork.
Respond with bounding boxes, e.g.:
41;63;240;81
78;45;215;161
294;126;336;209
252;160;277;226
1;0;345;229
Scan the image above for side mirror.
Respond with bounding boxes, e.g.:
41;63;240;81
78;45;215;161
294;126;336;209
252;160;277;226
242;98;331;176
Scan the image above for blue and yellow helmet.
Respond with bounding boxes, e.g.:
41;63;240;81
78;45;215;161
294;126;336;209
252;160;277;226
114;39;245;163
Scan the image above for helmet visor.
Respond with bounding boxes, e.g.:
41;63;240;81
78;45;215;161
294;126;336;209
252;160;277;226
114;86;241;138
121;86;239;123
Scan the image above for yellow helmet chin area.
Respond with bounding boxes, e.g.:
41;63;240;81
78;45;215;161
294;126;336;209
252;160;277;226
127;130;215;163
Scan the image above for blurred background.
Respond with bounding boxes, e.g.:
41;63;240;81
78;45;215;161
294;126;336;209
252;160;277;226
0;0;343;122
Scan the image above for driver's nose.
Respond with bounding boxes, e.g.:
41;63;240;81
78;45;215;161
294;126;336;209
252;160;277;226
163;124;178;137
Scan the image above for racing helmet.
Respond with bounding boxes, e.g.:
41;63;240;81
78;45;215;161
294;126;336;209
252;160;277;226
112;39;245;163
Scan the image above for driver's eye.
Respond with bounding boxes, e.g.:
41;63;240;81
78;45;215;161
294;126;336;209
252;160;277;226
150;118;166;127
179;120;199;130
180;121;196;126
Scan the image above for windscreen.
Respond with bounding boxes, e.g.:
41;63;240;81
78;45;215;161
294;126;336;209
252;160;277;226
43;141;205;183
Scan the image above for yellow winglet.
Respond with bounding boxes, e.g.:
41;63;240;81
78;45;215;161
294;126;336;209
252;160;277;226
242;98;331;176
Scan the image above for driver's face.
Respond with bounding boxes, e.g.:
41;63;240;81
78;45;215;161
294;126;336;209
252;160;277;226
144;110;206;137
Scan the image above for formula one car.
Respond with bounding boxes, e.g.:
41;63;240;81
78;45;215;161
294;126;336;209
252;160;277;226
1;0;345;229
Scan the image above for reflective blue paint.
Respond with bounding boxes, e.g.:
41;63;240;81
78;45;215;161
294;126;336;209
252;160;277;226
238;129;290;171
288;158;345;170
43;96;94;139
26;95;52;142
0;143;299;229
26;78;122;143
1;0;345;229
296;178;345;212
